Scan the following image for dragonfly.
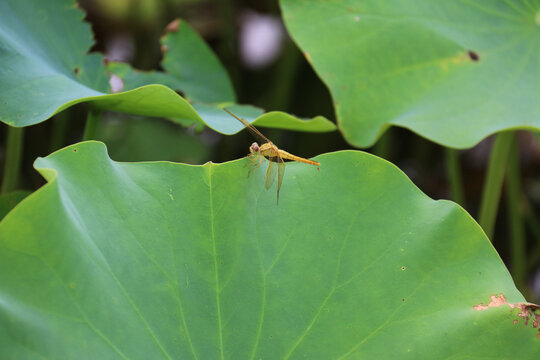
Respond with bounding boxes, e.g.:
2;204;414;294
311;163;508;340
224;108;320;204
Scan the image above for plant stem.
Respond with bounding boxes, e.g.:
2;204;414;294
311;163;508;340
82;108;101;141
445;148;465;206
528;247;540;273
373;129;392;160
505;139;525;290
267;40;302;111
524;198;540;272
478;132;514;240
217;0;239;89
49;111;70;153
1;126;24;194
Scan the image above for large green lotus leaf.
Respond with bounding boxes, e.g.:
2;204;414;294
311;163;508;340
0;0;335;135
280;0;540;148
0;142;538;358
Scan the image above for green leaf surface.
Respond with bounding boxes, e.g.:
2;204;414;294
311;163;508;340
0;142;537;358
0;0;109;126
0;0;335;134
193;103;337;134
280;0;540;148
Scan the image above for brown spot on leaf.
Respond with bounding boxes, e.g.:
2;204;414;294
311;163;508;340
473;294;507;310
401;266;406;271
474;294;540;337
467;50;480;62
161;44;169;54
73;67;80;75
73;148;77;152
510;303;540;326
163;19;181;36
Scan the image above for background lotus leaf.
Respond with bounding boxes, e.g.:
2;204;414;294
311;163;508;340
0;0;335;134
280;0;540;148
106;18;236;104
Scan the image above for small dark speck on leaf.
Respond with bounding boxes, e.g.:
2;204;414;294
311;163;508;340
401;266;406;271
73;67;80;75
73;149;77;152
402;298;406;302
467;50;479;62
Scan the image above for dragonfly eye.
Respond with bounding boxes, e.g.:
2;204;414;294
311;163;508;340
250;142;260;152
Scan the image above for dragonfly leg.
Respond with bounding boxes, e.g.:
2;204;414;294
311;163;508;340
247;154;266;178
256;155;264;168
244;154;258;169
247;154;260;178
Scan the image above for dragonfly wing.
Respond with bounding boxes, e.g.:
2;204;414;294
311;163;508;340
265;159;277;190
276;156;285;204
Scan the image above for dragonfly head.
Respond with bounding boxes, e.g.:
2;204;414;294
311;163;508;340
250;142;260;154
